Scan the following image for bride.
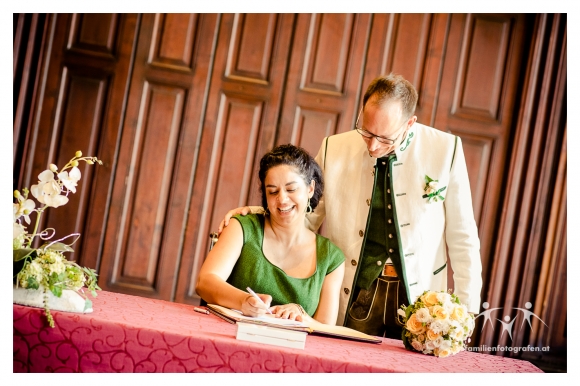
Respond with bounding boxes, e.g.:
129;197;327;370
196;144;345;324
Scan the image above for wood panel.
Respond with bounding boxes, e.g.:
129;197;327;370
150;13;198;70
68;13;118;56
116;83;184;288
41;73;107;264
277;13;371;150
225;13;277;83
451;15;511;121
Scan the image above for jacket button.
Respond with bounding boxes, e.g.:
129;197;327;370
376;260;382;266
387;189;391;194
388;219;392;224
389;248;394;253
344;288;350;295
389;234;393;238
351;259;357;266
359;230;364;237
366;199;370;206
388;204;392;209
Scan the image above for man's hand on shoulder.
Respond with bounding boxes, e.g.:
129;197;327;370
218;206;264;235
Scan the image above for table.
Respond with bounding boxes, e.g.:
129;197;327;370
13;291;542;373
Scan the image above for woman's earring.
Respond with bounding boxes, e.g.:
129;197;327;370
306;199;313;214
265;207;270;215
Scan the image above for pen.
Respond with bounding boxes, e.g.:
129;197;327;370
246;287;273;314
194;307;210;315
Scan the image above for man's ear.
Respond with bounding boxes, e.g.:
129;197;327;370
407;115;417;127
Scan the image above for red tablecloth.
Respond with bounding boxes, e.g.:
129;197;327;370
13;291;542;373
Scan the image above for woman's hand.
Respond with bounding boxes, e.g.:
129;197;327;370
270;303;307;322
240;293;272;317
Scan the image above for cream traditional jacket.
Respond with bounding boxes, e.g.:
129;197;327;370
307;124;482;326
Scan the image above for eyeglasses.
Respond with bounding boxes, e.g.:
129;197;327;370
354;107;406;145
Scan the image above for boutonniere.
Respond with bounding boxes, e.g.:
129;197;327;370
422;175;446;203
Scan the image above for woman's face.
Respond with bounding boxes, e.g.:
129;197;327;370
264;164;314;225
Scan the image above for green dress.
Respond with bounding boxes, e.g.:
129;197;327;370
226;214;345;316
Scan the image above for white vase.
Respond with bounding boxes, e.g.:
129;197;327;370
13;285;93;313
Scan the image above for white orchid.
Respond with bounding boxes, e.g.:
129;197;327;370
30;169;69;208
13;193;36;224
57;166;81;193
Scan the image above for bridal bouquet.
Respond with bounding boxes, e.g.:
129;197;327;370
13;151;102;327
398;290;475;358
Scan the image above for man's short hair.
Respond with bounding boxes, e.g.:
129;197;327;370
362;73;418;119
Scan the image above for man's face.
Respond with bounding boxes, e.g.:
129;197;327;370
358;98;417;158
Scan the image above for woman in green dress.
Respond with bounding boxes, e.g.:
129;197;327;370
196;144;345;325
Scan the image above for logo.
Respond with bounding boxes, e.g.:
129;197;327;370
467;301;550;353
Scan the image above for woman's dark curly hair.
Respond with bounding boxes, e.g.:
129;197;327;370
258;144;324;212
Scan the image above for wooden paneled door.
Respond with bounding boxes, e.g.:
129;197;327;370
98;14;220;299
174;14;296;304
15;14;139;271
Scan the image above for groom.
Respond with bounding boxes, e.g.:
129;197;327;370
220;73;482;338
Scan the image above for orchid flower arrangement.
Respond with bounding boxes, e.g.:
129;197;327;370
13;151;102;327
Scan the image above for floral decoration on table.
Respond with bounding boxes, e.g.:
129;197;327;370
398;290;475;358
422;175;446;203
13;151;103;327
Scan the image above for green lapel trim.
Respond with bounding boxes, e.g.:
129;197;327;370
389;157;412;306
399;131;414;152
344;159;378;326
323;136;329;169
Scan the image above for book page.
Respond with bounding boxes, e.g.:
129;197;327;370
207;304;306;327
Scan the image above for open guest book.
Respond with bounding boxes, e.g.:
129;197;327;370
206;304;382;344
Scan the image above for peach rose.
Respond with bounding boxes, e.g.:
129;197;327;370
411;340;424;352
434;347;452;358
450;305;467;321
426;328;442;341
422;291;440;307
431;305;449;320
406;313;426;334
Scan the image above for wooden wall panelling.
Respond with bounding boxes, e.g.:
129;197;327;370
478;14;567;357
13;14;47;172
361;13;450;127
16;14;138;271
523;124;567;367
498;14;567;354
431;14;527;304
276;13;371;157
99;14;219;299
174;13;295;304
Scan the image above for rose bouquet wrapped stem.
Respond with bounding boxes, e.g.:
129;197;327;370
398;290;475;358
13;151;103;327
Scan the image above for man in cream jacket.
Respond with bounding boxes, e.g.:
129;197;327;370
306;74;482;337
219;74;482;338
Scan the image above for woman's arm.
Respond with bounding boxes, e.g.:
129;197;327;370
195;219;272;316
312;262;345;324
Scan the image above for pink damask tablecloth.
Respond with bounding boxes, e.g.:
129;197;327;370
13;290;542;373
